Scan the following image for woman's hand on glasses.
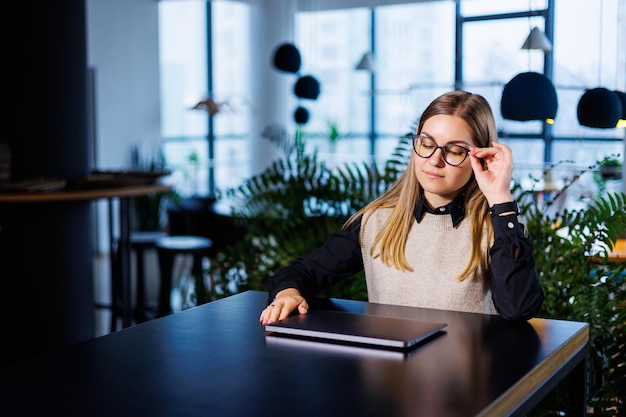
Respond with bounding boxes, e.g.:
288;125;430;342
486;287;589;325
469;142;514;206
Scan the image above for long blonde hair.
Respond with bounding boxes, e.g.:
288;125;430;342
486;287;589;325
345;91;497;280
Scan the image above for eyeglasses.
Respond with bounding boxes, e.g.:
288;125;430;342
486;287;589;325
412;134;470;166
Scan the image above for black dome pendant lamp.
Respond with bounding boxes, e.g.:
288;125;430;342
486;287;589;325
271;41;322;126
614;91;626;128
577;88;623;128
500;16;557;123
273;43;301;73
576;0;622;129
294;75;321;100
501;71;558;122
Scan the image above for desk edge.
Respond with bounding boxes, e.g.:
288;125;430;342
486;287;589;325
478;321;589;417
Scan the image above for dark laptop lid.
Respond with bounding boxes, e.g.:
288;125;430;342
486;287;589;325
264;310;447;350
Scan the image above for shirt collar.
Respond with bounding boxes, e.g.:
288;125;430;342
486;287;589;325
414;189;466;228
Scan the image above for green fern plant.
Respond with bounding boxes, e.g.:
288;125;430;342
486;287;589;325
212;126;412;299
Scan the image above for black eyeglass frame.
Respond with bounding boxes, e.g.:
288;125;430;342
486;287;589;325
411;134;471;167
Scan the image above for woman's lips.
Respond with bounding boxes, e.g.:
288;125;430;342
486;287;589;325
423;170;444;179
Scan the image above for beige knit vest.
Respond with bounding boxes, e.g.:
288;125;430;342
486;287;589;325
361;208;497;315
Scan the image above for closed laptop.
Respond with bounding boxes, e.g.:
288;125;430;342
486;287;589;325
264;309;447;350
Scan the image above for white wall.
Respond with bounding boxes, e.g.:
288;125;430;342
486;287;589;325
87;0;162;170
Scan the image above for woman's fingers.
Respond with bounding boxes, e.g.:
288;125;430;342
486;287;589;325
469;143;514;205
259;294;309;325
260;303;280;324
470;142;511;161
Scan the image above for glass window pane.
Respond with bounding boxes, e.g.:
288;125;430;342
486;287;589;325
296;9;371;137
461;0;547;15
159;1;252;195
463;16;547;135
212;1;251;191
553;140;624;167
162;138;208;196
375;2;456;137
212;1;251;137
159;0;625;197
214;137;250;190
500;138;546;189
552;0;625;139
158;1;208;138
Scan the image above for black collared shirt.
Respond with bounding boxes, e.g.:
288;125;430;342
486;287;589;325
267;195;544;321
414;192;466;227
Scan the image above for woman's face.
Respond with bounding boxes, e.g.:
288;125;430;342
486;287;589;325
413;114;476;208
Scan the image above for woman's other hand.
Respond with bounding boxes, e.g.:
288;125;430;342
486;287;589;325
469;141;514;206
259;288;309;325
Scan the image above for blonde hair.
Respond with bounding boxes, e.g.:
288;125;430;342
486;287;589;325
345;91;497;280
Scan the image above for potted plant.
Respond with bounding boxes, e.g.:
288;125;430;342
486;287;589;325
130;145;179;231
598;155;623;180
592;154;623;196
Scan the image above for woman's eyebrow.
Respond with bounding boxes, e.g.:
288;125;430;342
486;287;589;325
420;132;472;147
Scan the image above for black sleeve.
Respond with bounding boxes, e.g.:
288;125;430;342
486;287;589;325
266;218;364;302
489;211;544;321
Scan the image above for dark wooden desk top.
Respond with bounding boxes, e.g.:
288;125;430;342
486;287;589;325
0;184;172;203
0;291;588;417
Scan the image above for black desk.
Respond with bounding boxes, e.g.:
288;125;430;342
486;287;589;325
0;291;589;417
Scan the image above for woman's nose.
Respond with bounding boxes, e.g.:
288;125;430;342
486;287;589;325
429;148;446;166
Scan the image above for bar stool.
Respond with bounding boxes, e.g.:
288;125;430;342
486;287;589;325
130;230;167;322
155;235;213;317
110;230;166;332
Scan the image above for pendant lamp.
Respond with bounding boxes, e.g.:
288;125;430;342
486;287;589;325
294;75;321;100
521;27;553;52
575;1;623;129
355;52;375;72
501;72;558;122
273;43;301;74
615;91;626;128
271;41;322;127
501;19;556;123
192;97;221;116
294;106;310;125
577;88;623;128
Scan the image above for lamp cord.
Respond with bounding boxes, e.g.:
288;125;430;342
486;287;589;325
597;0;603;86
526;0;532;70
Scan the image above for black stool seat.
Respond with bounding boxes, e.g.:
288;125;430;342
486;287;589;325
155;235;213;317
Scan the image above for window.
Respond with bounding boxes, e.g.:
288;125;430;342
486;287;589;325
295;3;457;166
295;0;625;189
159;1;251;196
160;0;625;196
295;9;372;164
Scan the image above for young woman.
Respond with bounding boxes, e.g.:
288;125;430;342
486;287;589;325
260;91;544;325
